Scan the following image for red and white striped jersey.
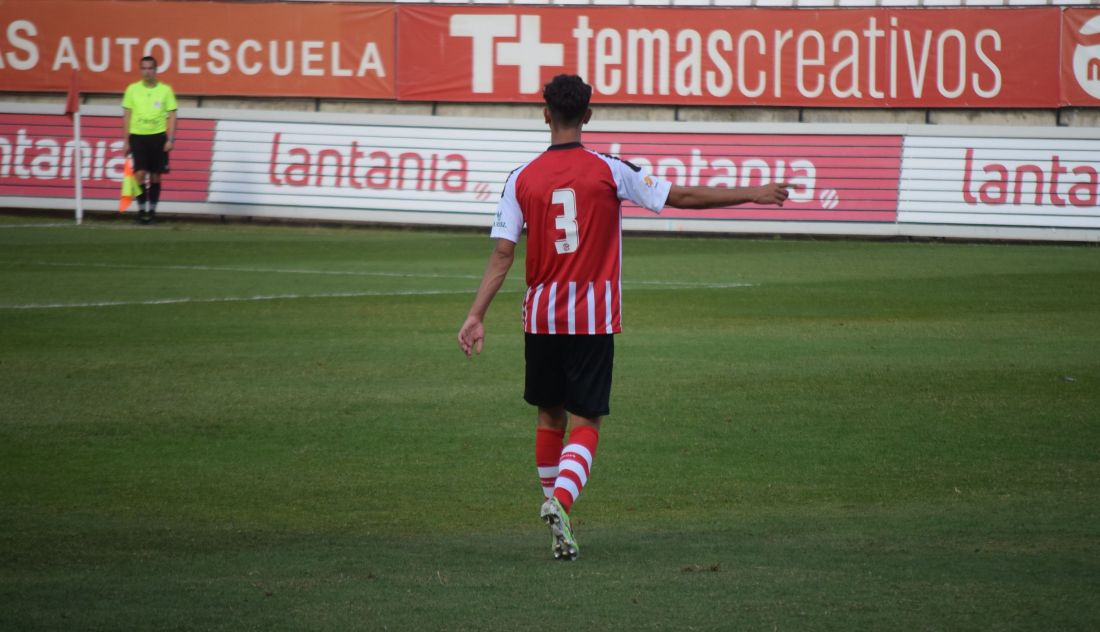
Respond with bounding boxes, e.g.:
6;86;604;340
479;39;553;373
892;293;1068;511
491;143;671;335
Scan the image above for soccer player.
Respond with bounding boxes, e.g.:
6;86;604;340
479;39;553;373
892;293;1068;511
122;56;177;224
457;75;790;561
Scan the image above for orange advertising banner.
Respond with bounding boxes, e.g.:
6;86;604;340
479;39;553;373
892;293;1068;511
398;6;1061;108
1061;9;1100;106
0;0;394;98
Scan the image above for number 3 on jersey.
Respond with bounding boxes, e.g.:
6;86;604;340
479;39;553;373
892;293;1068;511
552;188;579;254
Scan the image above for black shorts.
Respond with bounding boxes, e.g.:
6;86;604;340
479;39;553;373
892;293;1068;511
524;333;614;419
129;133;169;174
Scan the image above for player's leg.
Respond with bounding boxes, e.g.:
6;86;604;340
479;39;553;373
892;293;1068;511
524;335;578;559
550;334;611;516
539;411;599;561
536;406;575;560
536;406;567;500
551;414;601;516
526;336;567;501
540;335;613;561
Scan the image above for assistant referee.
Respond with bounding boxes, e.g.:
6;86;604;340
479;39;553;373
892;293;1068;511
122;56;177;224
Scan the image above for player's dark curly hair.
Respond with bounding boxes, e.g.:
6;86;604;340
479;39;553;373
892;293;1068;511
543;75;592;126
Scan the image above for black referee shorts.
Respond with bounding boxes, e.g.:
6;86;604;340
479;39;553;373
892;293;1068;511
524;333;614;419
129;132;169;174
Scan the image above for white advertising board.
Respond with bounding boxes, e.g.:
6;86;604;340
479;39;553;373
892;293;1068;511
898;136;1100;229
208;120;549;219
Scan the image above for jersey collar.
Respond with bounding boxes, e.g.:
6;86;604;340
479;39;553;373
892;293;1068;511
547;142;583;151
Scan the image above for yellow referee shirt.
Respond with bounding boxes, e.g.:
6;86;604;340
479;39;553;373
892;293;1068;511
121;81;177;136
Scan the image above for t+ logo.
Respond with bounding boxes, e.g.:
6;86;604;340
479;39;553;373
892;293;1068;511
450;15;564;94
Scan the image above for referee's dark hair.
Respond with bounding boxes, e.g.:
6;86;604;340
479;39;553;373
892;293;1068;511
141;55;158;69
543;75;592;127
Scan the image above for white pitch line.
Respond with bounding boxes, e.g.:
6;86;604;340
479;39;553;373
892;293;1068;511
0;289;481;311
630;280;754;289
23;261;752;288
27;261;483;280
1;282;752;311
1;261;753;311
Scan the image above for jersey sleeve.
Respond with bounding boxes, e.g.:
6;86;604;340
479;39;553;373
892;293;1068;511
489;167;524;243
608;157;671;214
164;85;178;112
121;85;134;110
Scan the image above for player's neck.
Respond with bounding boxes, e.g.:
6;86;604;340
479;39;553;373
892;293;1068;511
549;126;582;146
142;79;158;88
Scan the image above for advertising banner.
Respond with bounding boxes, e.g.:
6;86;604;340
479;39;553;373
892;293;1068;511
898;136;1100;229
208;120;546;215
1061;9;1100;106
585;132;902;222
0;113;214;201
0;0;395;98
398;7;1060;108
0;3;1086;108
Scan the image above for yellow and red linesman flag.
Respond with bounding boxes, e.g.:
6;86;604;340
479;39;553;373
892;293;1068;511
119;157;142;212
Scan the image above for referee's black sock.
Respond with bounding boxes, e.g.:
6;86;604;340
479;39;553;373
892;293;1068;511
149;183;161;214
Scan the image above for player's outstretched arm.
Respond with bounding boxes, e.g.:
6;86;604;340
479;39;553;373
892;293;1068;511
666;182;790;209
458;238;516;358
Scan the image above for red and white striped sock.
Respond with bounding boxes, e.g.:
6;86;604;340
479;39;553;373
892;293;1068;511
553;425;599;513
536;427;566;500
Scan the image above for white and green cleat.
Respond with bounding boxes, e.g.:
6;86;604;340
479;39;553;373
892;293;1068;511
540;497;579;561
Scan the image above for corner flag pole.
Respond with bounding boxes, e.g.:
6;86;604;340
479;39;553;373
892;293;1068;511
65;71;83;225
73;112;83;225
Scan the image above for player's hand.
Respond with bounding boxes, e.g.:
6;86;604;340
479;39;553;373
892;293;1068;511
457;315;485;358
754;182;791;206
164;140;174;153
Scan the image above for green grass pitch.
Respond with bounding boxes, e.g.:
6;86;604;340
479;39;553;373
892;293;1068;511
1;213;1098;630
